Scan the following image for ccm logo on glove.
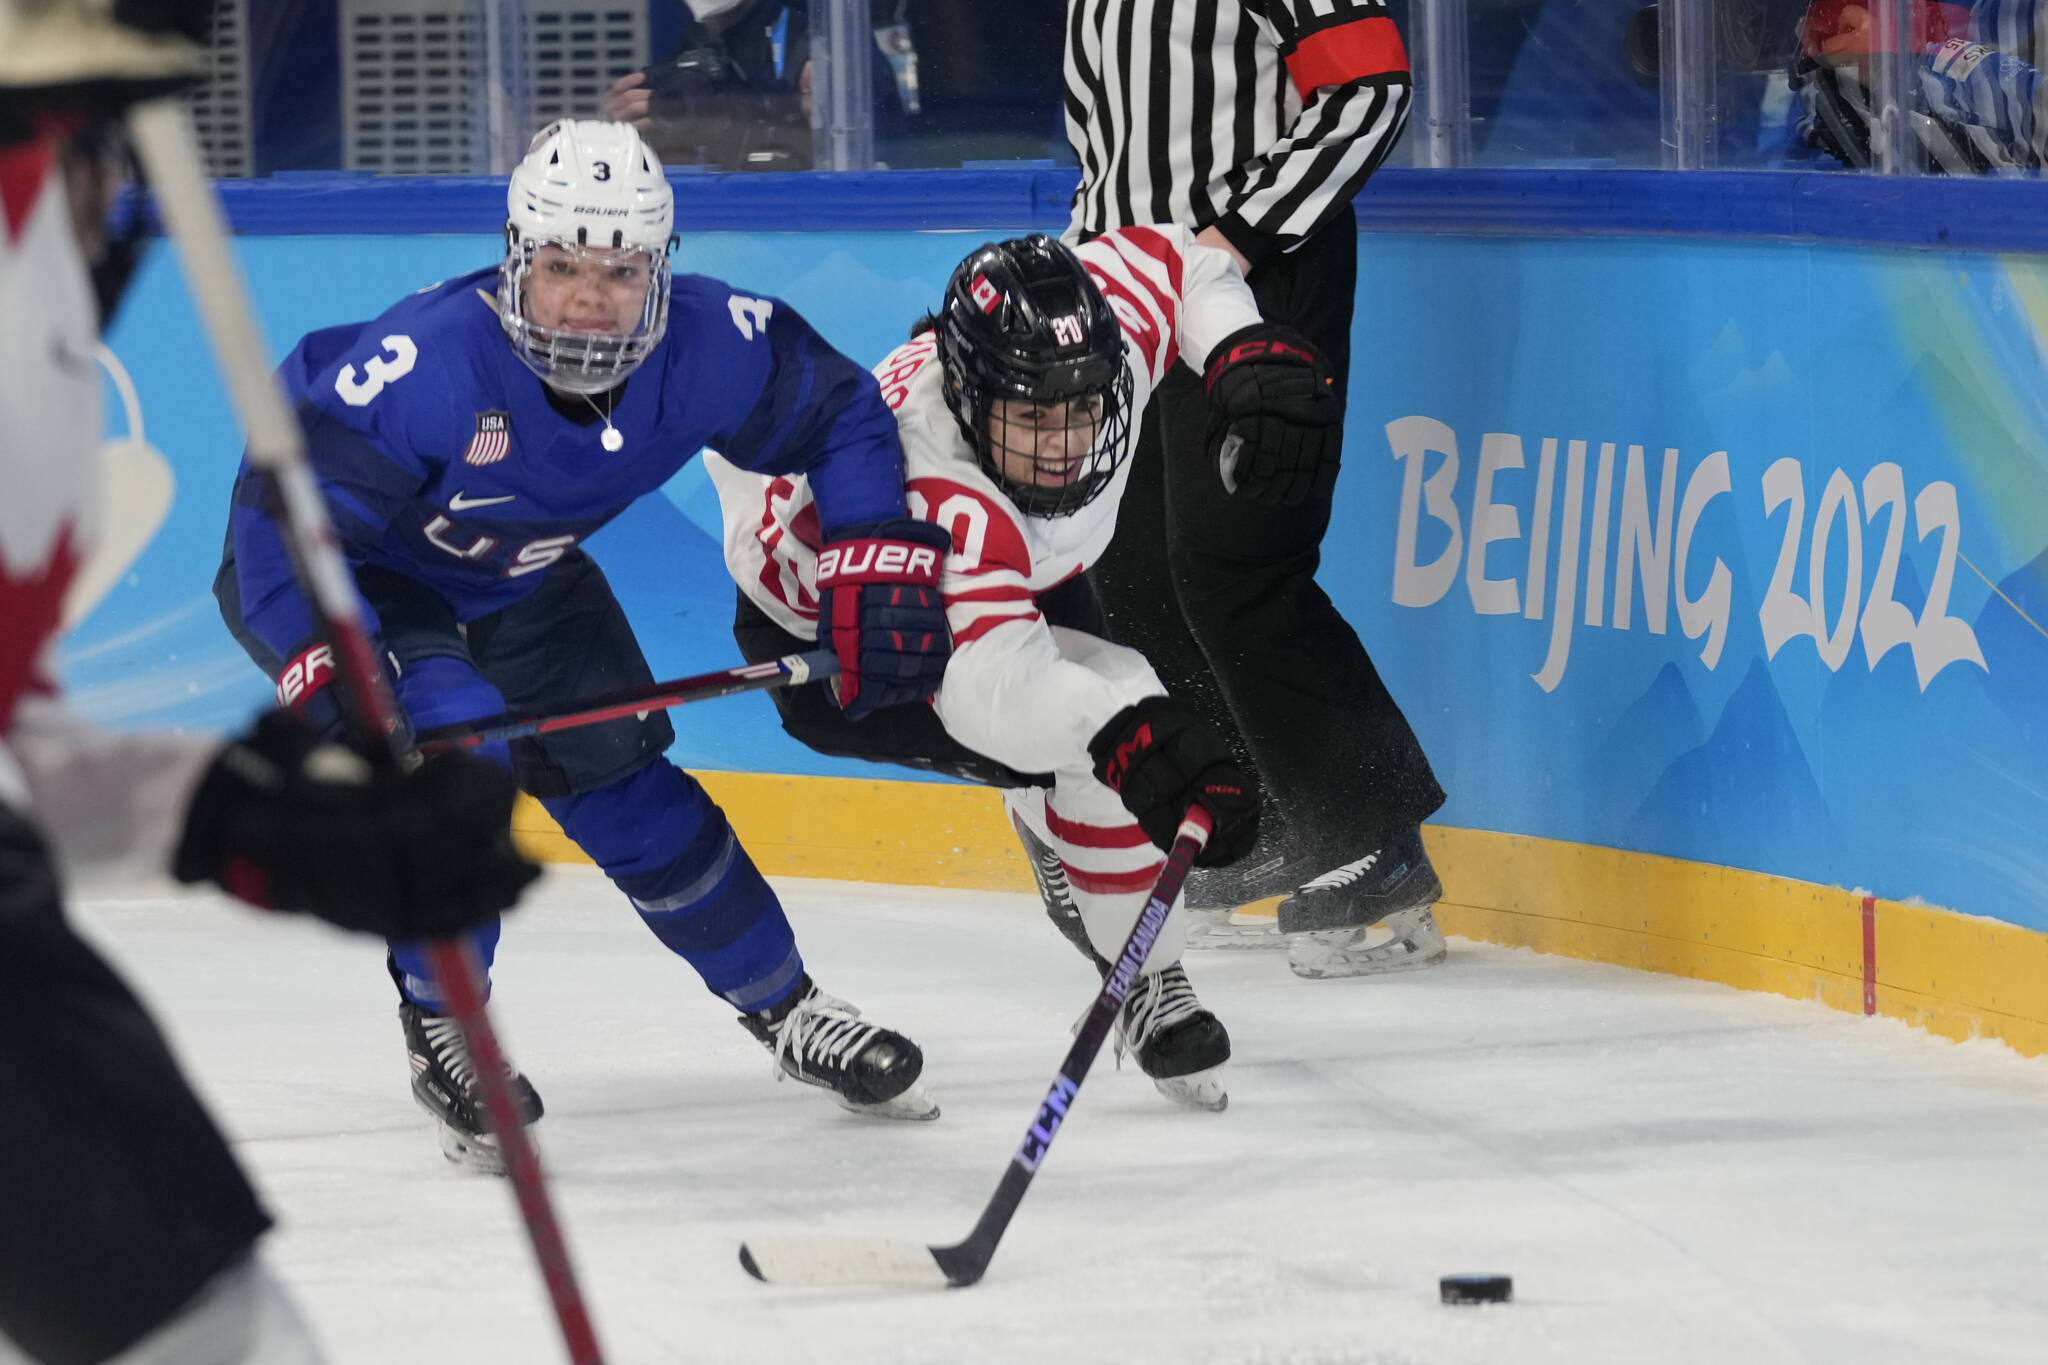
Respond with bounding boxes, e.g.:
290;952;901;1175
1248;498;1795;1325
1089;696;1261;867
1204;336;1317;375
1202;322;1343;508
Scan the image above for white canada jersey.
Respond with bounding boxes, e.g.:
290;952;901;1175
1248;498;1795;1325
708;224;1262;776
0;138;214;884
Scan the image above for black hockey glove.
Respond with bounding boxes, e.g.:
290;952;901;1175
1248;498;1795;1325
1088;697;1261;868
173;710;540;939
815;517;954;720
1202;323;1344;507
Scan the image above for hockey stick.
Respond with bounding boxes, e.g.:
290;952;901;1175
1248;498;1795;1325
126;101;608;1365
414;649;837;753
738;804;1216;1289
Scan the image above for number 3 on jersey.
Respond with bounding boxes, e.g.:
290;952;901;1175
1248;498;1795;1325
334;334;419;406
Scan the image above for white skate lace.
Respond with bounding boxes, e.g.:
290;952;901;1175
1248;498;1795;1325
1116;964;1205;1058
1298;849;1382;894
767;989;882;1082
418;1013;517;1095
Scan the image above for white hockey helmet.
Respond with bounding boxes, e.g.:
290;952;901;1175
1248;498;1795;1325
499;119;675;395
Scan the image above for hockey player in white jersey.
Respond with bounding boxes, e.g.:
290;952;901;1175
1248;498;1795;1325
710;228;1343;1110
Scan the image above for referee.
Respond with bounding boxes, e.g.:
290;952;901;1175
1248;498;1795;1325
1064;0;1449;979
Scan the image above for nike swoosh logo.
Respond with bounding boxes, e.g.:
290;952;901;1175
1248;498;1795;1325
448;491;517;511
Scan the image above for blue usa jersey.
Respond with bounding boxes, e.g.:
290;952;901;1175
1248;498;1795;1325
227;267;909;657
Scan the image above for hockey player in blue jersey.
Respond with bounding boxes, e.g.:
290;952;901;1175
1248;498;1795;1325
216;120;954;1171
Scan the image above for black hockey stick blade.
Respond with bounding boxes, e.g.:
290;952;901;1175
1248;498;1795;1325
738;807;1215;1290
414;649;838;752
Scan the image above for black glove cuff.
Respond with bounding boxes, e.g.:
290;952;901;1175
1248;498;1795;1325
826;517;954;554
1202;323;1324;391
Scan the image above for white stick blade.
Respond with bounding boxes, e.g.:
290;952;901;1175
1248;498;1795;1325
739;1236;949;1288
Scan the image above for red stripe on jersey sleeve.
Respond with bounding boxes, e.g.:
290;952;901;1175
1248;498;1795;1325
1105;234;1182;370
1284;17;1409;96
1045;802;1155;850
948;584;1038;604
1090;271;1167;380
953;610;1042;645
1113;226;1184;299
1065;859;1169;895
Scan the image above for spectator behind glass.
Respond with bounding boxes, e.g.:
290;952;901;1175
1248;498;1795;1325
605;1;905;170
1791;0;2048;170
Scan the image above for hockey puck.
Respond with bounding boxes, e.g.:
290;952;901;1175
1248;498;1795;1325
1439;1274;1512;1304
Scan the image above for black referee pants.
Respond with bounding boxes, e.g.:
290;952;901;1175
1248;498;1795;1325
1087;204;1445;876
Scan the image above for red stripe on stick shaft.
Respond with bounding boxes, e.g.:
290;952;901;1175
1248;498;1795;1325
1861;895;1877;1017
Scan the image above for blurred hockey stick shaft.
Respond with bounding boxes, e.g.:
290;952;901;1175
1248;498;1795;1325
738;804;1215;1289
415;650;838;753
125;100;608;1365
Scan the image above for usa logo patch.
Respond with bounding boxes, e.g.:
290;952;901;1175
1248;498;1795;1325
462;410;511;466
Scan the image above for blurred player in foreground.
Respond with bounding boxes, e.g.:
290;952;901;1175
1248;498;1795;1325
711;230;1343;1110
216;119;955;1171
0;3;538;1362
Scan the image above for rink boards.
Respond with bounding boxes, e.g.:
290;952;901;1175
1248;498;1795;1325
70;169;2048;1057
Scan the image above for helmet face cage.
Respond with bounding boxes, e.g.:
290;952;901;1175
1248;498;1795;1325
497;119;674;394
499;235;672;395
937;236;1134;519
945;353;1133;518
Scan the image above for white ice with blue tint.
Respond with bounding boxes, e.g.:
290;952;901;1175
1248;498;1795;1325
66;867;2048;1364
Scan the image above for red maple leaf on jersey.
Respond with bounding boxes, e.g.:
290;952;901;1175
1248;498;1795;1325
0;521;81;735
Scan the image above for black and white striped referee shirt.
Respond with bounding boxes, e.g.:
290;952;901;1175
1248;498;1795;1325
1064;0;1411;266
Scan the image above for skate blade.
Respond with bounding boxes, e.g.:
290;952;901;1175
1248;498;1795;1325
434;1119;534;1176
1151;1066;1228;1112
839;1080;941;1122
1287;922;1449;980
1186;898;1289;951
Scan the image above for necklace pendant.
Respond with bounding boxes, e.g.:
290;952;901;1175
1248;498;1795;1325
601;426;624;452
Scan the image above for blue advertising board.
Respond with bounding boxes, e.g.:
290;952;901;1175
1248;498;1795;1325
72;214;2048;933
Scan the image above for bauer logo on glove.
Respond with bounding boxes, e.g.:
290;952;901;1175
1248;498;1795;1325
814;517;954;720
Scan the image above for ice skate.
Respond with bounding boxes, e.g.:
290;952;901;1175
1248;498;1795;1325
1115;963;1230;1112
1275;827;1448;979
741;976;939;1121
1015;816;1102;965
399;1001;544;1175
1185;846;1306;950
1286;902;1448;979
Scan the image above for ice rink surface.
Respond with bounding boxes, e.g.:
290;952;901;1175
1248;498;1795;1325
64;868;2048;1365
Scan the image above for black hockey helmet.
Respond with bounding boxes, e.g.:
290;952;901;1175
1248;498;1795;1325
935;234;1133;518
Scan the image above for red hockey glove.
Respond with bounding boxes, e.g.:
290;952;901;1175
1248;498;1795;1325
1089;697;1261;867
815;518;954;720
1203;323;1344;507
173;710;539;938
